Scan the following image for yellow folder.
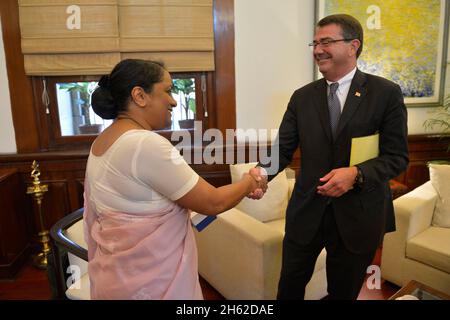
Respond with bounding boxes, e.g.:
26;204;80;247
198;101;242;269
349;133;379;166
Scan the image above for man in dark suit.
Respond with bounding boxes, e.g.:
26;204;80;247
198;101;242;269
254;14;408;300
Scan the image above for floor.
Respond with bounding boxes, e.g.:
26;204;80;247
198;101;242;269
355;248;400;300
0;262;52;300
0;248;399;300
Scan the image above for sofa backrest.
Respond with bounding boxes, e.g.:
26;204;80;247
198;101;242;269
229;163;290;222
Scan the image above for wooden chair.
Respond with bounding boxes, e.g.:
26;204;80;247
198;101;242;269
49;208;90;299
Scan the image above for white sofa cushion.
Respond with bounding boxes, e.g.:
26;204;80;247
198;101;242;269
406;226;450;274
429;163;450;228
65;220;88;276
65;219;87;249
265;218;327;273
264;219;286;233
66;272;91;300
230;163;288;222
64;219;90;300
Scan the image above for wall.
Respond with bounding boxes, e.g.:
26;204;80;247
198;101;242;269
235;0;314;136
0;16;16;153
234;0;450;138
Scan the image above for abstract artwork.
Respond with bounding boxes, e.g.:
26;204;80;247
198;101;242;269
316;0;449;106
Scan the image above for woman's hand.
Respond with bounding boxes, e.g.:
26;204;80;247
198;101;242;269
245;167;268;199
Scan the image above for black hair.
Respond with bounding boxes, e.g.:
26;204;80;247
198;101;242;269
317;14;364;58
91;59;166;119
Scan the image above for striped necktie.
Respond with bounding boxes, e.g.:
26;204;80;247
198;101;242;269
328;82;341;139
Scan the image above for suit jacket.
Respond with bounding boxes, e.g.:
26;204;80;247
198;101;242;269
263;69;408;254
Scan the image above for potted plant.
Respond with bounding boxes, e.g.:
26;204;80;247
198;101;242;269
172;79;196;129
60;82;103;134
423;95;450;167
424;95;450;150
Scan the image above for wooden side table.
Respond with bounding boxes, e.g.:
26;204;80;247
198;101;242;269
389;280;450;300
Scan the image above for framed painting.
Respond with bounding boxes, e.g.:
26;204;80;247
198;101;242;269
315;0;450;107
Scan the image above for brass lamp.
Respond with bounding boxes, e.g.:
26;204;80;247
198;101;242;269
27;160;50;269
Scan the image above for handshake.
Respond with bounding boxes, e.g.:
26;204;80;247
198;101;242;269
243;167;268;200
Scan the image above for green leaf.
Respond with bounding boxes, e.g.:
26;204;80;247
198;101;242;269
172;79;195;95
423;95;450;152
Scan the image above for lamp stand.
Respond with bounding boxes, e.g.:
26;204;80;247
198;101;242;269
27;160;49;269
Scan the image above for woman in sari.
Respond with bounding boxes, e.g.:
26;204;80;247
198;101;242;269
84;59;266;300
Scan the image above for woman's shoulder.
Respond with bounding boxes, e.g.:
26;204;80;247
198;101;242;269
113;129;160;142
112;130;176;158
91;129;171;158
121;129;172;146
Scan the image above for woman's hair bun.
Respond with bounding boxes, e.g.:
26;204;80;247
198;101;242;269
90;59;166;120
91;85;117;119
98;74;110;89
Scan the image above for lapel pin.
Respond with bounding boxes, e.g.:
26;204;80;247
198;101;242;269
355;91;361;97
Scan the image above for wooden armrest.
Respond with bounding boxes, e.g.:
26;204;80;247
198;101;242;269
389;179;408;199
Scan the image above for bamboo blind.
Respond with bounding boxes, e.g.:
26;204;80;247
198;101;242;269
18;0;120;75
18;0;215;75
118;0;214;72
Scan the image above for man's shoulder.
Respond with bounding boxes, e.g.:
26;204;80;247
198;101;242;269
293;78;324;96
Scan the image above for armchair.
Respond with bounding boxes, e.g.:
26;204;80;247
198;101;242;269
381;181;450;295
194;175;328;300
49;208;90;300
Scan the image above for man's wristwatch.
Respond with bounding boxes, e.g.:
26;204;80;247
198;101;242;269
354;166;364;187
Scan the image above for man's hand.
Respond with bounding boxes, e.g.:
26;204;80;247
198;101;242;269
316;167;358;198
247;167;268;200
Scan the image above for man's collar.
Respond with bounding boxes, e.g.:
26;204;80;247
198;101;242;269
326;67;357;86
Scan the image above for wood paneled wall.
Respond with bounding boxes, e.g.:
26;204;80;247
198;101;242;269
0;168;31;278
399;135;450;189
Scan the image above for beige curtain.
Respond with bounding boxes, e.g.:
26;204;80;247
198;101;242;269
18;0;214;75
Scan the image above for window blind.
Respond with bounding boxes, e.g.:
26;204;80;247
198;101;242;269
18;0;215;75
118;0;214;72
19;0;120;75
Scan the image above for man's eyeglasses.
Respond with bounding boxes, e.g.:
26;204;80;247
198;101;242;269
308;38;355;48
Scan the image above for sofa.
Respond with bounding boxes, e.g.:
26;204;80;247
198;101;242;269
194;165;328;300
381;173;450;295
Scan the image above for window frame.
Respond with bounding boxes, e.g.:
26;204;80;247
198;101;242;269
31;72;214;150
